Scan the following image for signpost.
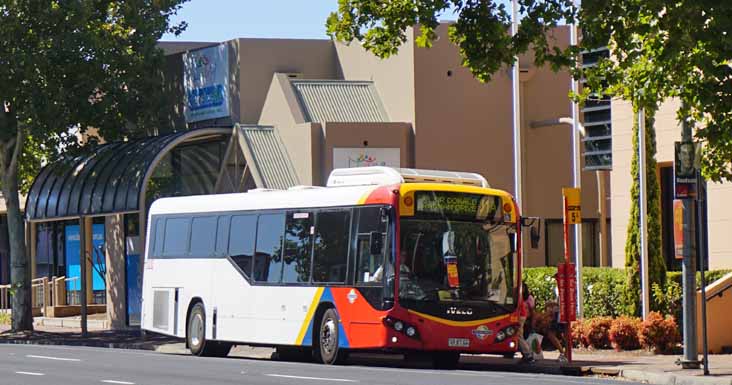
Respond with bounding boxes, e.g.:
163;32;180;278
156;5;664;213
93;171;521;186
560;188;581;362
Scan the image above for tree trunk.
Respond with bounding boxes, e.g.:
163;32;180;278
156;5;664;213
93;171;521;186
0;102;32;331
2;167;32;331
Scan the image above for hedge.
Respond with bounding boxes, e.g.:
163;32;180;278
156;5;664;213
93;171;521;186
524;267;731;318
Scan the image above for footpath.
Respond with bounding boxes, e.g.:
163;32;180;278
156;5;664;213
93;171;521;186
1;324;731;385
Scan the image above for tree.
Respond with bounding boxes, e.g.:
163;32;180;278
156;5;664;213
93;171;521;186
0;0;187;331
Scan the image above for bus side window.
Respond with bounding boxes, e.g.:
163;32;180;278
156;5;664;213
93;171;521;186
282;211;313;284
152;218;165;258
162;217;190;257
253;213;285;283
312;209;351;283
229;215;256;277
189;216;217;257
215;216;230;256
354;206;388;284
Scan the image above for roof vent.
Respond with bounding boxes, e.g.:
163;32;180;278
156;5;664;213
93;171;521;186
326;167;489;188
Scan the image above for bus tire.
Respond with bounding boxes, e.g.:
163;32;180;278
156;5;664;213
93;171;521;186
313;308;345;365
432;351;460;369
187;302;227;357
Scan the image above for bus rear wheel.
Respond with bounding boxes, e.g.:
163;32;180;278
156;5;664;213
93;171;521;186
187;302;231;357
313;308;346;365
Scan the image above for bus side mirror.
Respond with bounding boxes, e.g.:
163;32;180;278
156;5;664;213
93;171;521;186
369;231;384;255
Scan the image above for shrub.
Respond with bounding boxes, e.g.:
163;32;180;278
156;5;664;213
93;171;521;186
0;312;8;325
571;319;589;348
609;316;641;351
639;312;680;353
651;280;682;325
585;317;613;349
583;267;629;318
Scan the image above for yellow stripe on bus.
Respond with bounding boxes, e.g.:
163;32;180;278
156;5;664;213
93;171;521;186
406;310;511;328
295;287;325;345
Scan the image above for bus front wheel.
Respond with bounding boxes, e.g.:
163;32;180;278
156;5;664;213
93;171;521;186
187;302;231;357
314;308;346;365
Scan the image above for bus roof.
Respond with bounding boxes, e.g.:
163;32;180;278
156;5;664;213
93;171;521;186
148;184;382;216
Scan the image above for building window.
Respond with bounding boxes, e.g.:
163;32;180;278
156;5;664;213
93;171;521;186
545;219;603;267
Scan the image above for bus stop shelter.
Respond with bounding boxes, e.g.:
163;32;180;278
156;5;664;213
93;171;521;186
24;125;298;329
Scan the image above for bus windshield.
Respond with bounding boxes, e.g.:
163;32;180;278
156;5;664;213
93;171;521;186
398;217;517;311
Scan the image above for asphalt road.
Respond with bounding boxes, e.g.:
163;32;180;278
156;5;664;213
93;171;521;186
0;344;639;385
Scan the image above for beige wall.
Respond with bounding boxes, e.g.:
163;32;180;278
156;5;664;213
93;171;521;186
334;31;415;123
259;74;318;185
409;24;601;266
321;122;414;180
237;38;339;124
611;97;732;270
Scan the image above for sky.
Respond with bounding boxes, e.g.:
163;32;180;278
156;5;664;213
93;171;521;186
161;0;340;42
160;0;477;42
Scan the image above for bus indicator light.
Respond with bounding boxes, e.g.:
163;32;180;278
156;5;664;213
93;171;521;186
404;196;413;207
503;203;512;213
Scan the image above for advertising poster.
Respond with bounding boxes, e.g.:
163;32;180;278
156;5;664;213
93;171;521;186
674;141;698;198
183;44;230;123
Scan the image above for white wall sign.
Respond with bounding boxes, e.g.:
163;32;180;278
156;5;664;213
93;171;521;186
333;148;400;169
183;44;230;123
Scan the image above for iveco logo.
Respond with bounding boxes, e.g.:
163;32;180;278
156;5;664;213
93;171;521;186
446;307;473;315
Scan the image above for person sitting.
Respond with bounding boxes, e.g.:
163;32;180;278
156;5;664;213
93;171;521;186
534;300;567;363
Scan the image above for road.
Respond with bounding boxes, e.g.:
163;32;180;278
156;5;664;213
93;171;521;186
0;344;638;385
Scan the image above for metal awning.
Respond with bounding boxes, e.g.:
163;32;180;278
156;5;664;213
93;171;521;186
25;128;231;221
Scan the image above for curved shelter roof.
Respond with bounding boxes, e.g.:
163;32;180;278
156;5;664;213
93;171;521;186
25;128;231;221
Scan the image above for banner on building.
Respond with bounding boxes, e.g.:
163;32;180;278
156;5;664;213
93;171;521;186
333;148;400;169
183;44;230;123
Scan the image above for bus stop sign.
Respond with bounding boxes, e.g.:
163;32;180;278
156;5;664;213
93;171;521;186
562;188;581;225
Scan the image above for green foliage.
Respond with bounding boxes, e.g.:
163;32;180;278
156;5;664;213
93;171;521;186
525;267;731;320
327;0;577;83
0;0;189;182
624;108;666;317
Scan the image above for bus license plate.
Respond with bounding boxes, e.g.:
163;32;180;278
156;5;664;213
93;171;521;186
448;338;470;347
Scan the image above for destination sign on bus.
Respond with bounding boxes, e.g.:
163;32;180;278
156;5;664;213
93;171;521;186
415;191;501;221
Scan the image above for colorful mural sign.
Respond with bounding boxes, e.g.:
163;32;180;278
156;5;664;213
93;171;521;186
332;148;400;169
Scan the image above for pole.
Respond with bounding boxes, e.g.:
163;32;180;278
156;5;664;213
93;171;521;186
570;6;583;319
79;217;88;337
680;115;699;369
638;108;650;320
681;199;699;368
697;170;709;375
511;0;522;213
562;196;572;363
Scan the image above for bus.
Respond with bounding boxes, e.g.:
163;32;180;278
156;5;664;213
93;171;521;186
141;167;522;367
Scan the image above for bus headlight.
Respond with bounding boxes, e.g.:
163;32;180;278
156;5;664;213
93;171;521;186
394;321;404;332
495;330;507;343
505;326;516;336
405;326;417;338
